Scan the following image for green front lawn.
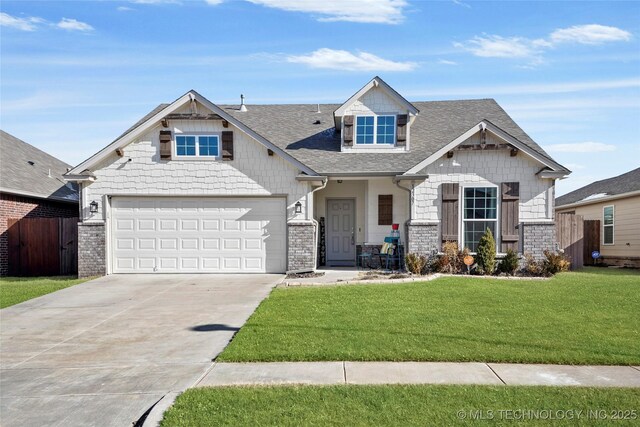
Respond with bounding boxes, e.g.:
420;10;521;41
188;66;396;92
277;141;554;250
161;385;640;426
0;276;90;308
220;268;640;364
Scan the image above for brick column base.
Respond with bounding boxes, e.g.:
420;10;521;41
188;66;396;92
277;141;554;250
406;221;439;256
78;222;106;278
287;222;316;272
521;222;556;261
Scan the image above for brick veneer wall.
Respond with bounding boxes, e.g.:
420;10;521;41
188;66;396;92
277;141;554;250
406;222;439;256
78;223;105;278
287;222;316;272
521;222;556;261
0;193;78;276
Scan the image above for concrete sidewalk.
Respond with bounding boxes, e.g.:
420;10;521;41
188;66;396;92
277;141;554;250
197;362;640;388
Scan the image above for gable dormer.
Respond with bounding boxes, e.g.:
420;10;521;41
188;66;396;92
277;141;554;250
334;77;419;152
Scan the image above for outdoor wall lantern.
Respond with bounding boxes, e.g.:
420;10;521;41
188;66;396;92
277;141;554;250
294;201;302;214
89;200;99;213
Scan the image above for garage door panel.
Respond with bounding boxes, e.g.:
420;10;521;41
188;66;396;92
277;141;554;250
111;197;286;273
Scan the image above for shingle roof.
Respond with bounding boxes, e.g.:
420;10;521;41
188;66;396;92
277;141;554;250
556;167;640;207
0;130;78;202
220;99;557;174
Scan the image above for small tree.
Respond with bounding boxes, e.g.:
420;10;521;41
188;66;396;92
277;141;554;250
499;248;520;276
476;228;496;275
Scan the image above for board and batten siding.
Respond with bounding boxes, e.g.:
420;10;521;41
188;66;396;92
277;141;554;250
556;195;640;258
81;115;310;223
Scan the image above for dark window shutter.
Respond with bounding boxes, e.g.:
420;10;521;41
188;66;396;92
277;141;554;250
343;115;354;146
159;130;172;160
441;183;459;246
221;131;234;161
378;194;393;226
500;182;520;252
396;114;408;146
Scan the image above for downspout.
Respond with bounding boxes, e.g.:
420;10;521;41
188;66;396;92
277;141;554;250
308;178;328;271
395;178;414;253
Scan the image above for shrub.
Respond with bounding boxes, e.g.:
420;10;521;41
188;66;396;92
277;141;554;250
436;241;463;274
543;250;571;275
475;228;497;275
523;253;543;276
499;248;520;276
405;253;428;275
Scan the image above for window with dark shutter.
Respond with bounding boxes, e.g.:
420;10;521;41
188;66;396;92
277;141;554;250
378;194;393;225
441;183;459;246
343;115;354;146
500;182;520;252
159;130;172;160
396;114;408;146
221;131;234;161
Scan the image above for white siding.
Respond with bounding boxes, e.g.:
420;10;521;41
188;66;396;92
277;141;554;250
366;177;409;244
82;118;309;223
343;86;406;116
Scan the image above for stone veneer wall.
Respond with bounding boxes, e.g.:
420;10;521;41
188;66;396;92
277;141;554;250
78;223;105;278
287;222;316;272
521;222;556;261
406;222;439;256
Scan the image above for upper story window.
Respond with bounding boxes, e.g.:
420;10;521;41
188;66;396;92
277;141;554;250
603;205;614;245
356;115;395;145
463;186;498;252
176;135;219;157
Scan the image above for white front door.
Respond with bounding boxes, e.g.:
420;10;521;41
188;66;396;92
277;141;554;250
110;197;286;273
326;198;355;266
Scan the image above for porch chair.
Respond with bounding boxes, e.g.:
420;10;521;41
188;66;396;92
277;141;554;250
377;236;404;271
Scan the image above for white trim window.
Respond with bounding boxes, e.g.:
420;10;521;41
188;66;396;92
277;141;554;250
355;115;395;145
462;186;498;252
175;135;220;157
603;205;614;245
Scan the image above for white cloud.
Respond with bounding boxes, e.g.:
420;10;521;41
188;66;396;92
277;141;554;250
550;24;632;45
545;142;617;153
451;0;471;8
0;12;45;31
454;35;541;58
117;6;135;11
287;48;416;71
132;0;181;4
437;59;457;65
204;0;224;4
456;24;631;63
246;0;407;24
56;18;94;32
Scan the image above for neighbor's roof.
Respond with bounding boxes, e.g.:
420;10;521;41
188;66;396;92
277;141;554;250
0;130;78;202
556;167;640;207
220;99;557;174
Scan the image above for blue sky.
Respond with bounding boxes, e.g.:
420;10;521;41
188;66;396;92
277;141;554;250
1;0;639;195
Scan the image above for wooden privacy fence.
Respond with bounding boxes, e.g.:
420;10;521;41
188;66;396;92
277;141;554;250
556;213;584;269
555;214;601;269
7;217;78;276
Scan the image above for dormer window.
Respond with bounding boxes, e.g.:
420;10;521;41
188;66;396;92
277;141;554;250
356;115;396;145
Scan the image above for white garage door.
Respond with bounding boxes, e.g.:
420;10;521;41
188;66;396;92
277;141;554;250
110;197;286;273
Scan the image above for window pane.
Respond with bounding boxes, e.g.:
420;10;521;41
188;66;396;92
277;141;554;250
603;206;614;225
463;186;497;220
176;135;196;156
376;115;395;144
356;116;374;144
464;221;496;252
604;225;614;244
198;136;219;156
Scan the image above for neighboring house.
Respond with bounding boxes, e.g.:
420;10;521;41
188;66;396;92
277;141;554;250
0;130;79;276
556;167;640;268
64;77;570;277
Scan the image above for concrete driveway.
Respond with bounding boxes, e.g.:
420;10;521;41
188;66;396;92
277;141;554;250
0;274;281;427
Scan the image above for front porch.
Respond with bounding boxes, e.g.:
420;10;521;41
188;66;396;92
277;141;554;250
313;177;410;268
